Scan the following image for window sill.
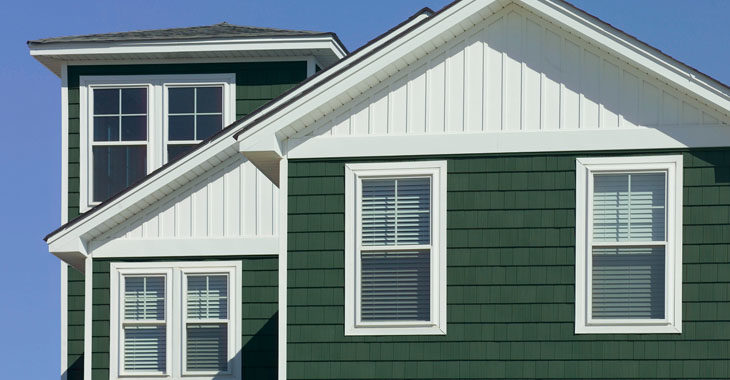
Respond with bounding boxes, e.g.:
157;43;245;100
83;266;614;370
575;323;681;334
345;323;446;336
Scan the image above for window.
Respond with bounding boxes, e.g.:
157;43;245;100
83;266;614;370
80;74;235;211
575;155;683;334
344;161;447;335
110;262;241;380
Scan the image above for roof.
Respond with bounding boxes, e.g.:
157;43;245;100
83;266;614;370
28;22;334;45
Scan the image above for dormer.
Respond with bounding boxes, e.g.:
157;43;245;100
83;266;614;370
29;23;347;219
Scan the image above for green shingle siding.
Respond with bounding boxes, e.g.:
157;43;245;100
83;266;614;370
90;256;278;379
67;266;85;380
287;149;730;380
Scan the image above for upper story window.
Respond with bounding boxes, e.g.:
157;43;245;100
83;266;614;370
575;155;683;334
344;161;447;336
80;74;235;211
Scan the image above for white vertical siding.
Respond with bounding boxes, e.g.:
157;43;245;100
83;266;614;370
296;5;726;141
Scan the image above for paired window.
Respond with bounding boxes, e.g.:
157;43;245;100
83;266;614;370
80;74;235;209
575;155;683;334
110;262;241;380
344;161;447;335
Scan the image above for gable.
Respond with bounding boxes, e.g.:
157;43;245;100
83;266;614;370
288;3;728;154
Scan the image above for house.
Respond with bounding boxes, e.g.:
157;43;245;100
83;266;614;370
32;0;730;379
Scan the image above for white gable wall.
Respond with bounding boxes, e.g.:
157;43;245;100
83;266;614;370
288;4;728;155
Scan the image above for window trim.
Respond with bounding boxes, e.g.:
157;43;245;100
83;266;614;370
79;74;235;212
110;261;242;380
344;161;447;336
575;155;683;334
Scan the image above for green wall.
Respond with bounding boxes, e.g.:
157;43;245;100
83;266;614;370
287;149;730;379
64;61;306;379
91;256;279;379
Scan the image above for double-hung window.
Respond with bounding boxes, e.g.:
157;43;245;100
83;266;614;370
80;74;235;211
111;262;241;380
344;161;447;335
575;155;683;334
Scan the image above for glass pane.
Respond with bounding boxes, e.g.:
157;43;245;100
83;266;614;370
121;116;147;141
361;178;430;246
121;88;147;114
168;115;195;141
360;250;430;321
93;88;119;115
93;116;119;141
186;324;227;372
187;275;228;319
593;173;665;242
124;276;165;320
196;87;223;113
124;325;166;372
592;246;665;319
196;115;222;140
92;146;146;202
169;87;194;114
362;179;395;245
167;144;196;162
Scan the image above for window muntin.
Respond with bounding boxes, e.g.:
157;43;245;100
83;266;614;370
575;155;683;334
167;86;224;162
345;161;447;336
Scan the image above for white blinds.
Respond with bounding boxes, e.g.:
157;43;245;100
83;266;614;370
591;172;666;319
360;177;431;322
186;274;228;372
123;276;166;372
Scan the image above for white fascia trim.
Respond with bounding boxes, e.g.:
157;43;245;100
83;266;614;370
523;0;730;115
344;161;447;336
574;154;683;334
89;237;279;258
277;158;288;380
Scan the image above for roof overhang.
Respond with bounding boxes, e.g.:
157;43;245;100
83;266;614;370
29;35;348;76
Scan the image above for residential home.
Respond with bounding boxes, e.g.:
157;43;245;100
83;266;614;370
33;1;730;380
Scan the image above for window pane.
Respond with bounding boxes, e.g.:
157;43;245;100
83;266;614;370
169;87;194;114
124;276;165;320
94;89;119;115
592;246;665;319
187;275;228;319
93;146;146;202
186;324;227;372
121;116;147;141
362;178;430;246
593;173;665;242
121;88;147;114
93;116;119;141
167;144;196;162
196;115;222;140
124;325;166;372
169;115;195;141
361;250;430;321
196;87;222;113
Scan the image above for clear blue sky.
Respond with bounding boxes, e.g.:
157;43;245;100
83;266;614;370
1;0;729;378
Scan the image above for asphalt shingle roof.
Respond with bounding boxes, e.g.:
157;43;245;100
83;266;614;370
28;22;330;44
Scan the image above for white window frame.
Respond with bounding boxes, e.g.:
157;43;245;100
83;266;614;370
575;155;683;334
344;161;447;336
110;261;242;380
80;74;235;212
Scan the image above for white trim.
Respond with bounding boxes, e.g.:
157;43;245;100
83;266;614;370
109;261;242;380
344;161;447;336
574;155;683;334
277;157;288;380
61;63;69;224
79;74;235;212
89;237;279;258
83;256;92;380
60;262;67;380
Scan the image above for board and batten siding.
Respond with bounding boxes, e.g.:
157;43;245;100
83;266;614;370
291;5;726;142
91;256;279;380
287;148;730;379
65;61;306;380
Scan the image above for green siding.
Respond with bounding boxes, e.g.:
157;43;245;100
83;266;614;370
91;256;278;379
67;266;85;380
287;149;730;380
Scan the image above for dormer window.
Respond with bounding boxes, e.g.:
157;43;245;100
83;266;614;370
80;74;235;211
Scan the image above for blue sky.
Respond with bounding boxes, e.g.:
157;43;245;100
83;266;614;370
1;0;729;378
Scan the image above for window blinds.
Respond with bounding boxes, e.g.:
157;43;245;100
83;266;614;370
360;178;431;322
123;276;166;372
186;275;228;372
592;173;666;319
